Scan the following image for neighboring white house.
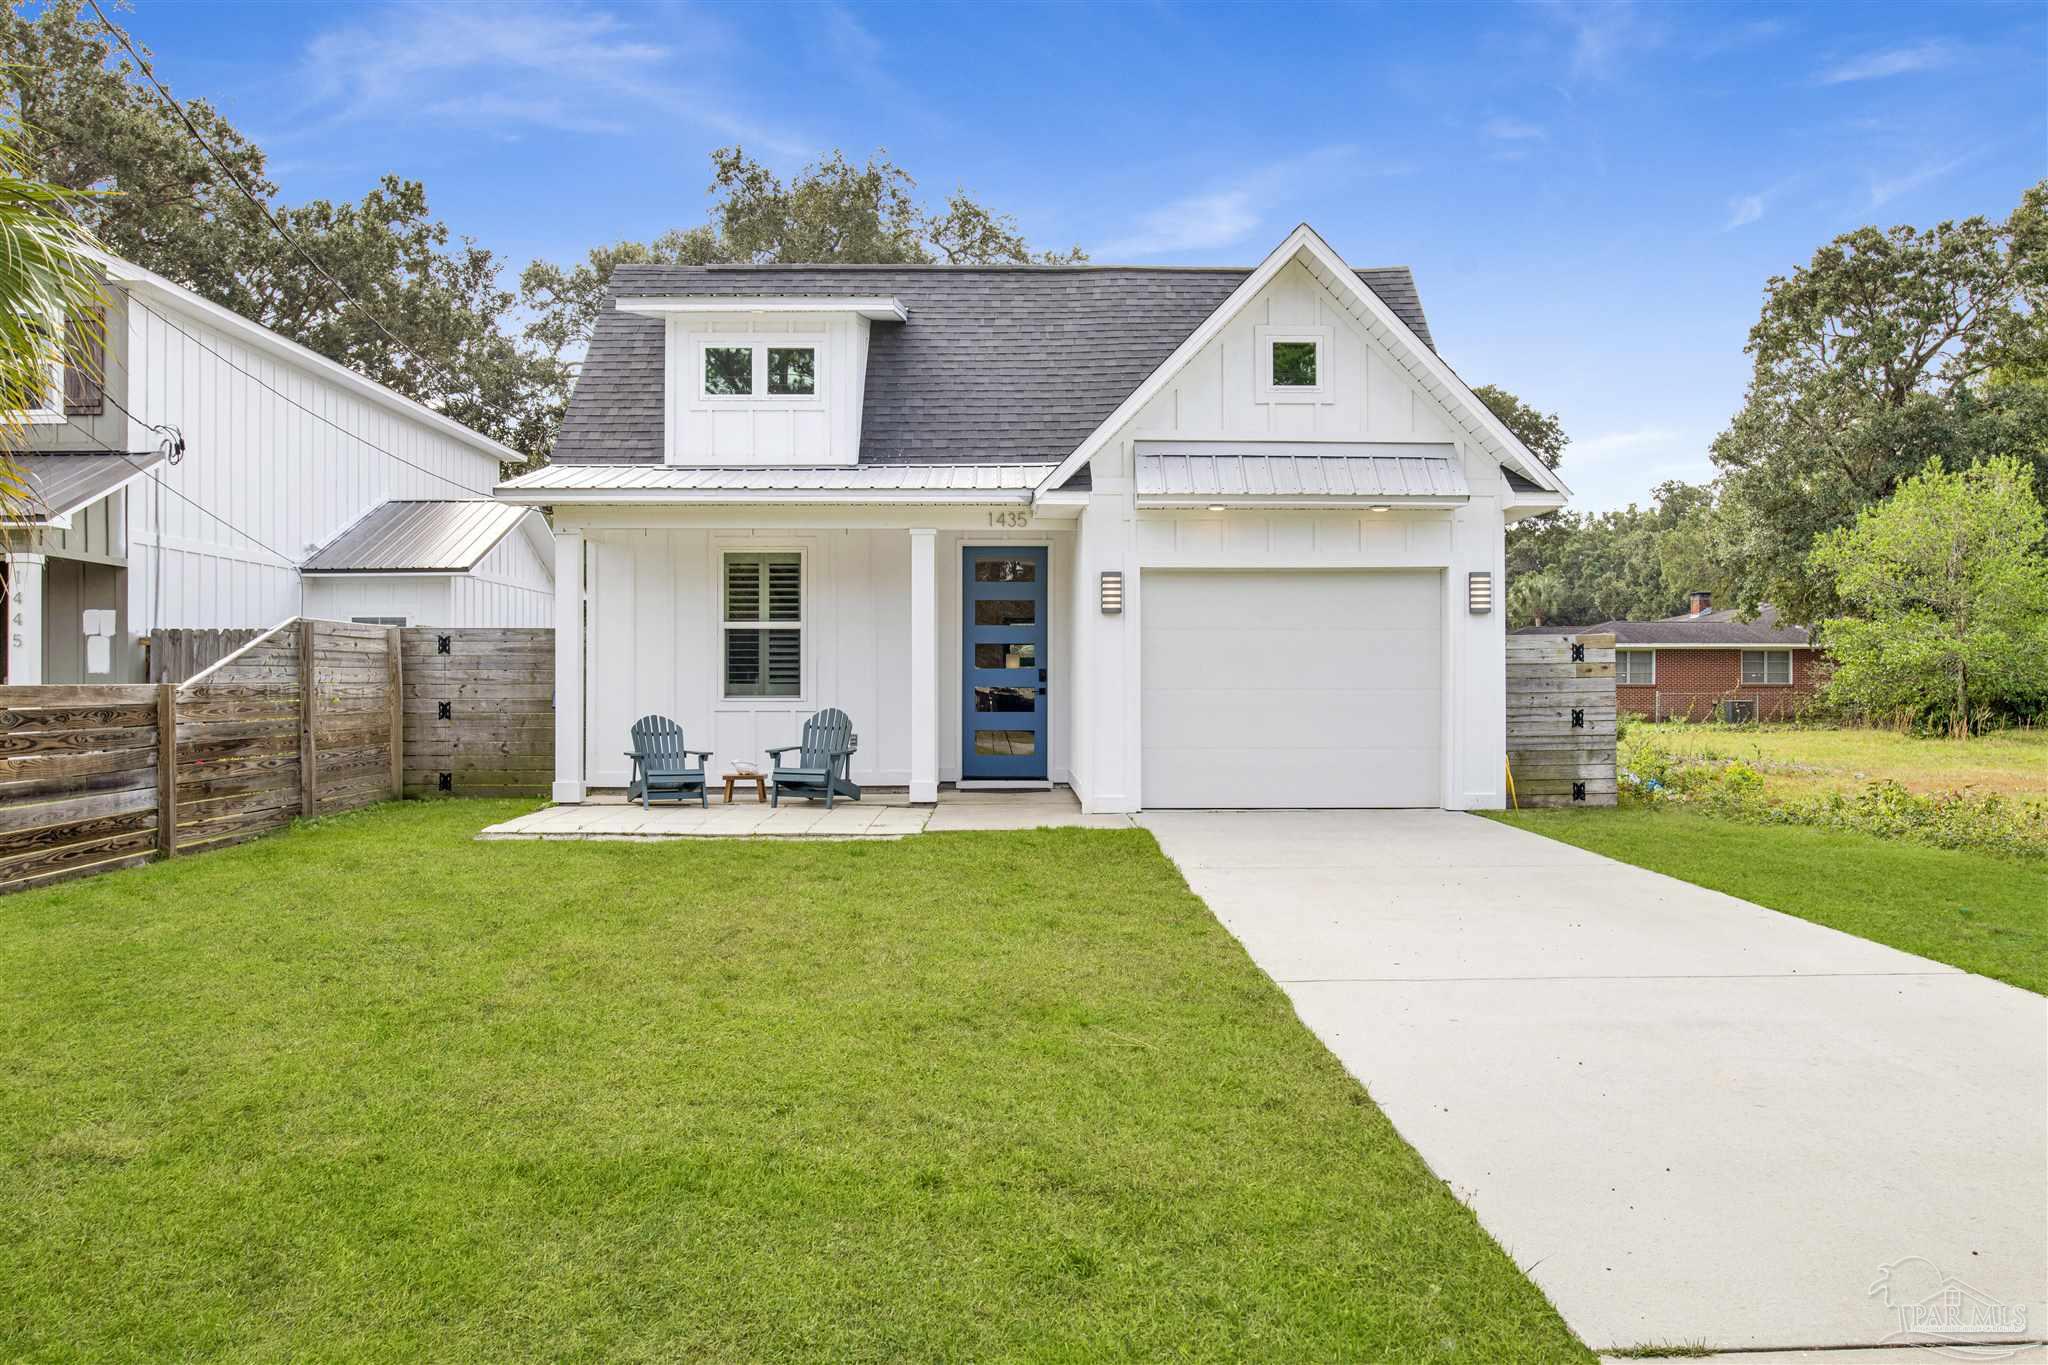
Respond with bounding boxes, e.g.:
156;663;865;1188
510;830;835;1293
4;250;552;684
498;224;1570;812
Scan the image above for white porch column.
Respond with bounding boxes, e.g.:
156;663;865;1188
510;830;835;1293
6;552;45;685
552;529;586;803
908;527;938;803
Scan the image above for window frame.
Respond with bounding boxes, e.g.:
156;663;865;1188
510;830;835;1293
720;548;807;702
1740;648;1793;686
1616;649;1656;685
1252;323;1334;403
695;337;825;407
13;302;66;425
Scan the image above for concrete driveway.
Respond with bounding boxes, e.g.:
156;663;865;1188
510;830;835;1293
1140;810;2048;1357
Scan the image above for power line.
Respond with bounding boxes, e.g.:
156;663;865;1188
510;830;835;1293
57;413;297;567
124;295;487;499
82;0;474;407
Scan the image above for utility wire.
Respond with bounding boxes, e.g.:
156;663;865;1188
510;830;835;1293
126;295;488;499
82;0;476;407
58;412;297;567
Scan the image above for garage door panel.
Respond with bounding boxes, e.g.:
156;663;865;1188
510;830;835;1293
1144;688;1439;751
1141;569;1442;808
1141;570;1440;630
1145;626;1439;691
1142;746;1439;808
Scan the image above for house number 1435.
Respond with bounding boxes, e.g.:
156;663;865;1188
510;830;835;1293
986;511;1030;528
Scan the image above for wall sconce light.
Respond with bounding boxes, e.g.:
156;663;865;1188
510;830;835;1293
1369;503;1390;512
1467;571;1493;614
1206;503;1226;512
1100;570;1124;614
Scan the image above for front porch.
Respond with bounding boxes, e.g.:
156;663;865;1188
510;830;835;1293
477;785;1130;840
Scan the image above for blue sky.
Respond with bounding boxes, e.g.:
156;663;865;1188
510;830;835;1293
125;0;2044;510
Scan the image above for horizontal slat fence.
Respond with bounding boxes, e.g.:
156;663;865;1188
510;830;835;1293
0;620;553;893
401;628;553;797
1507;631;1618;808
0;684;164;890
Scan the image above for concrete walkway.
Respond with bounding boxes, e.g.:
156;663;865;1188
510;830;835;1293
1140;810;2048;1357
479;788;1132;840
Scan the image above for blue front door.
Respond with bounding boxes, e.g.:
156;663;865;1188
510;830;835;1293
961;546;1047;780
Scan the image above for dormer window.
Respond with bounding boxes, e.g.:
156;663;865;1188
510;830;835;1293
1253;324;1333;402
698;340;821;402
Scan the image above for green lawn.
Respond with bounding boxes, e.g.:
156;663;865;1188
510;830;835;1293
1493;807;2048;994
1;800;1587;1363
1631;722;2048;802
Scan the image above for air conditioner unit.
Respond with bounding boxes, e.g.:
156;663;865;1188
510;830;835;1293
1719;699;1757;724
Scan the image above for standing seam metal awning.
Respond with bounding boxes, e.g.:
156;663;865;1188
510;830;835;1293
1135;441;1469;503
301;500;531;573
2;450;168;524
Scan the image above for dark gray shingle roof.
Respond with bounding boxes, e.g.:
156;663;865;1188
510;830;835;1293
553;264;1434;465
1518;605;1811;646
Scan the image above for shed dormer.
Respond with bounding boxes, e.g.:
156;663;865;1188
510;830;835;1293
614;296;905;466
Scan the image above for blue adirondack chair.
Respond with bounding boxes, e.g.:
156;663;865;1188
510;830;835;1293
767;709;860;809
624;715;711;808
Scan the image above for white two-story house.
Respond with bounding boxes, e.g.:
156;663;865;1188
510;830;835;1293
4;251;552;684
497;224;1569;811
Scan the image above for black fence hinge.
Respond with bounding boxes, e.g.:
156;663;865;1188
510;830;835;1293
1570;642;1585;662
1571;781;1586;802
438;700;452;721
438;772;452;793
437;634;452;655
1571;708;1584;729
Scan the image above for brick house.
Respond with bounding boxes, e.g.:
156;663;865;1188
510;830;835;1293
1518;592;1823;721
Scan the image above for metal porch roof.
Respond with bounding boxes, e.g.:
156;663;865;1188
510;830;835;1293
496;462;1059;502
4;450;166;523
1135;442;1469;502
301;500;531;573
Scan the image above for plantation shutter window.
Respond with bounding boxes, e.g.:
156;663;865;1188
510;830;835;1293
1740;649;1791;685
724;552;802;698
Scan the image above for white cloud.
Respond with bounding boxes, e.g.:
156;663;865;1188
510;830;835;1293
1817;40;1958;85
1868;155;1969;207
1724;193;1765;229
1096;190;1262;259
297;3;807;154
1093;147;1378;259
1573;426;1681;463
1484;116;1548;143
1533;0;1665;83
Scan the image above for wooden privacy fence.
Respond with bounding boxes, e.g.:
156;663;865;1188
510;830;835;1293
402;628;553;798
146;627;265;684
0;620;553;894
1506;631;1617;808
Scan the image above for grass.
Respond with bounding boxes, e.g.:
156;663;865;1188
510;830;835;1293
1492;806;2048;995
1631;721;2048;802
0;800;1588;1363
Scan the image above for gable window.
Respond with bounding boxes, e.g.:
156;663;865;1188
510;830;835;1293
704;346;753;396
699;340;821;402
1616;649;1655;685
724;551;802;698
1741;649;1792;685
1252;324;1333;402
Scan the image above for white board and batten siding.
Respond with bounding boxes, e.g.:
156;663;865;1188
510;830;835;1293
581;524;1071;790
111;285;504;635
664;313;869;465
1068;257;1510;812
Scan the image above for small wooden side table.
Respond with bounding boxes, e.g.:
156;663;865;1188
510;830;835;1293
722;772;768;804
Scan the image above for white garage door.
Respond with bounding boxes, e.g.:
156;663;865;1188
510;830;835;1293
1140;570;1443;808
